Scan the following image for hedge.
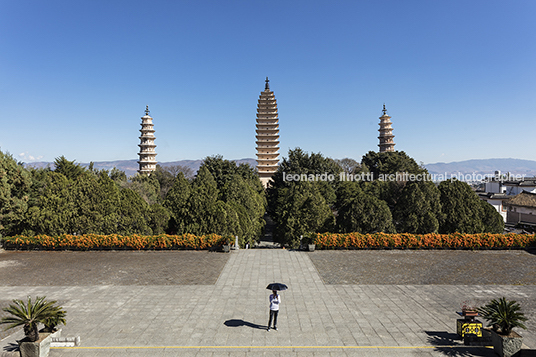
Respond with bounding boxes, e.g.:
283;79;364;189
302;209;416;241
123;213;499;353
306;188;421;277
1;234;227;251
310;232;536;249
2;232;535;251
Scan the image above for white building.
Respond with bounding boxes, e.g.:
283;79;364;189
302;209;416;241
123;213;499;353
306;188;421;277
479;173;536;223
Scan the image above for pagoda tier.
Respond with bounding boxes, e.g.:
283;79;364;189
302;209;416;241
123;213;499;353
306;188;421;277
256;77;280;187
378;104;395;153
137;106;158;175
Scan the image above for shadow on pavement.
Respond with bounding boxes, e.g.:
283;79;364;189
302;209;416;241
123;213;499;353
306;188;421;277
2;342;19;352
525;247;536;256
425;331;495;357
224;319;266;330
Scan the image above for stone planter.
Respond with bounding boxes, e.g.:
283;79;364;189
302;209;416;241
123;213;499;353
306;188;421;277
18;333;51;357
223;244;230;253
308;244;315;252
49;329;61;339
39;328;61;339
490;329;523;357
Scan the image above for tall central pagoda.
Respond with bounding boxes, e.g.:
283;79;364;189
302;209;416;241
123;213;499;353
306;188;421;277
378;104;395;153
256;77;280;187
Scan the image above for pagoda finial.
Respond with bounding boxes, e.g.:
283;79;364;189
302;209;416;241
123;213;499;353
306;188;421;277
382;104;387;116
145;105;150;116
265;77;270;90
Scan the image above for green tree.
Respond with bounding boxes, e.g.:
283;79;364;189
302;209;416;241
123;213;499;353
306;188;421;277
125;174;161;205
25;172;76;235
335;181;395;234
72;172;121;234
335;158;362;175
188;156;266;245
479;200;505;233
273;181;334;248
151;165;177;201
117;188;152;235
109;167;127;183
220;174;265;246
361;151;426;180
269;148;342;193
438;179;485;233
392;181;442;234
164;172;191;234
148;203;171;235
53;156;86;180
185;166;225;235
0;150;31;236
161;164;194;180
199;155;240;190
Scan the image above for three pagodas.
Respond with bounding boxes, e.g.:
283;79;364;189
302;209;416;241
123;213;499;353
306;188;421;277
137;79;395;186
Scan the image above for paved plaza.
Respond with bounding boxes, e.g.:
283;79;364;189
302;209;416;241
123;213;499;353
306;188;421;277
1;249;535;356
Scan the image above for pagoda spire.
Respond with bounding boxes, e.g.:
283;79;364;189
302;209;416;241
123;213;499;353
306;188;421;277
256;78;280;187
378;104;395;153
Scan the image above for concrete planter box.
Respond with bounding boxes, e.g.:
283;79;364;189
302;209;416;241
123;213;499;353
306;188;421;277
308;244;315;252
490;329;523;357
18;333;51;357
223;245;230;253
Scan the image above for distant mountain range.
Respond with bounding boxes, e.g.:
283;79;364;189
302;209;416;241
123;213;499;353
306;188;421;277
424;158;536;177
26;159;258;177
25;158;536;178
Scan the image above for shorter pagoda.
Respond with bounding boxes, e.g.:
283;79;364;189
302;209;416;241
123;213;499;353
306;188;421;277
137;106;157;175
378;104;395;153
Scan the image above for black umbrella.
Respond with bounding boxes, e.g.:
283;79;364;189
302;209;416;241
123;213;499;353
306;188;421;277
266;283;288;291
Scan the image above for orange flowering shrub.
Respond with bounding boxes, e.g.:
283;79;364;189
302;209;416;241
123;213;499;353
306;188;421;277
310;232;536;250
1;234;226;251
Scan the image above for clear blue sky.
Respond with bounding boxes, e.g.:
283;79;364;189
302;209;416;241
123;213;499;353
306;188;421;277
1;0;535;165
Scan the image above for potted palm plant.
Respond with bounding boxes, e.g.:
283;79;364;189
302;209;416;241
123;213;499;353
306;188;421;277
477;297;527;357
0;296;66;357
41;306;67;338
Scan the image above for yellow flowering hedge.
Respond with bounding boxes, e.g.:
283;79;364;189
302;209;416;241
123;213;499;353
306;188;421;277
1;234;227;251
310;232;536;249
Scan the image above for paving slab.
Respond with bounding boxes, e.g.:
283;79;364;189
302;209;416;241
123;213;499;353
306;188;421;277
0;249;534;356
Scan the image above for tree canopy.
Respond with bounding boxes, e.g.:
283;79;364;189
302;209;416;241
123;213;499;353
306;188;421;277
0;148;507;241
164;156;266;247
0;151;31;236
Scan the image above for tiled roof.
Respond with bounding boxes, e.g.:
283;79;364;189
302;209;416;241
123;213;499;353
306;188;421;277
505;191;536;208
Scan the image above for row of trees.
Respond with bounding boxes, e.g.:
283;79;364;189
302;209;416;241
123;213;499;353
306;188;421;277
267;149;504;247
0;148;503;248
0;152;265;244
1;153;170;236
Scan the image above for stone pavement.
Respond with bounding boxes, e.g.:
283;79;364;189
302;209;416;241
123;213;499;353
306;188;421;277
1;249;535;356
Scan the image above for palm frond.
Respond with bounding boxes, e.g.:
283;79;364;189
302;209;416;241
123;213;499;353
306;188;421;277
0;296;65;337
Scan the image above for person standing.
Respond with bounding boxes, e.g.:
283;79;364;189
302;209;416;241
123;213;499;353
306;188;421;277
267;290;280;331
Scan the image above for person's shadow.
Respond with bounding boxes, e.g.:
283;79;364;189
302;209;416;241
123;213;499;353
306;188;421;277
3;342;19;352
224;319;266;330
